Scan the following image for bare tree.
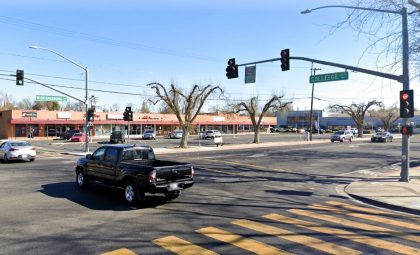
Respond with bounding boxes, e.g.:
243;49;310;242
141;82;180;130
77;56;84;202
235;95;291;144
16;98;34;110
329;0;419;78
139;100;152;113
329;100;383;137
369;104;400;131
148;82;223;148
110;104;120;112
0;93;15;110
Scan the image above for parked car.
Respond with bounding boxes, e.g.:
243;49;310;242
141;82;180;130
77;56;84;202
371;132;393;143
330;130;354;142
143;130;156;140
169;130;183;139
0;140;36;163
70;133;86;142
350;128;358;135
202;130;222;139
110;131;125;144
75;144;194;205
306;128;326;134
61;129;81;140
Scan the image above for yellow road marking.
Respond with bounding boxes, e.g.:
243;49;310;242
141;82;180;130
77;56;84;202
153;236;218;255
196;226;292;255
101;248;137;255
264;213;420;255
289;208;420;243
325;201;398;216
311;203;420;232
232;219;360;255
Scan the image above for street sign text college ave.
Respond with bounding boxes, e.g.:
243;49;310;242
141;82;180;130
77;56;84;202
309;71;349;83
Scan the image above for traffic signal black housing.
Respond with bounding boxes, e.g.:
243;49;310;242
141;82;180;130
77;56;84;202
280;49;290;71
87;108;94;122
400;90;414;118
16;69;24;85
123;106;133;121
226;58;238;79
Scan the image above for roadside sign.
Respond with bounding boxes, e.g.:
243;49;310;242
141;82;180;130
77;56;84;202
36;95;67;102
245;66;256;84
309;71;348;83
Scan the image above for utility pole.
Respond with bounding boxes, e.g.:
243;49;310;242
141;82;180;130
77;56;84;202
309;64;321;141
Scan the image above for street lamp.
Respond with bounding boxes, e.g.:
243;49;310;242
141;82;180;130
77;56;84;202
301;4;414;182
29;45;90;153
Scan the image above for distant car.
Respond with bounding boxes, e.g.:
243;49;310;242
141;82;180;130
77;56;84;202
203;130;222;139
306;128;325;134
371;132;393;143
110;131;125;144
143;130;156;140
330;130;353;142
350;128;358;135
61;129;81;140
70;133;87;142
0;140;36;163
169;130;183;139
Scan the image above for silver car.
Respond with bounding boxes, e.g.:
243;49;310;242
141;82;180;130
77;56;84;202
330;130;353;142
143;130;156;140
0;141;36;163
203;130;222;139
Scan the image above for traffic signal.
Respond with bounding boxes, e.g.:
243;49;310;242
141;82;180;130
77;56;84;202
123;106;133;121
16;69;24;85
400;90;414;118
401;125;413;136
226;58;238;79
280;49;290;71
87;108;94;122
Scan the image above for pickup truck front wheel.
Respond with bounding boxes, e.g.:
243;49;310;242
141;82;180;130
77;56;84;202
76;170;89;189
165;191;180;200
123;181;137;206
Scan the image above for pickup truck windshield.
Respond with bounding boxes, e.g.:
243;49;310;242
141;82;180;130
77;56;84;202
122;149;155;161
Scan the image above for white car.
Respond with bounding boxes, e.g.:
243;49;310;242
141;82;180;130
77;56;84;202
142;130;156;140
0;140;36;163
203;130;222;139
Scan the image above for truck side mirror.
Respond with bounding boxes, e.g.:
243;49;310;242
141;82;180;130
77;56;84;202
86;154;92;159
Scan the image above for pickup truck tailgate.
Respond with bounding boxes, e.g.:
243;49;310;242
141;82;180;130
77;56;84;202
156;164;193;182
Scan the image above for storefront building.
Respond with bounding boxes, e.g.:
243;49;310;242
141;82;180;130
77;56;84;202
0;110;276;139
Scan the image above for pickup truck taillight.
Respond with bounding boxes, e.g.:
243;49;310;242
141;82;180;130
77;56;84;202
149;170;156;183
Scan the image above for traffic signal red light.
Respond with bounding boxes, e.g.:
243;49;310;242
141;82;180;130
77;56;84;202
400;90;414;118
280;49;290;71
226;58;238;79
16;69;24;85
401;125;413;136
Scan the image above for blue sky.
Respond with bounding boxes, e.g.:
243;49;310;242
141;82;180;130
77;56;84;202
1;0;418;112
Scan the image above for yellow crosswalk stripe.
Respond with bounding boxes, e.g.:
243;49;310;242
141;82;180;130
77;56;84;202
325;201;398;216
311;203;420;232
289;208;420;243
101;248;137;255
196;226;292;255
153;236;219;255
264;213;420;255
232;219;361;255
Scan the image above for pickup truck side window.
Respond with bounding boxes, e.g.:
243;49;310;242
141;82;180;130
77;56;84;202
92;147;106;161
104;147;119;162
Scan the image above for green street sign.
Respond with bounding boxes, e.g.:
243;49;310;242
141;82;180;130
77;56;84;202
310;71;349;83
36;95;67;102
245;66;256;84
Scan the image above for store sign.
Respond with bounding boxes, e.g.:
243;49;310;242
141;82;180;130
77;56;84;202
142;115;161;120
57;112;72;119
213;116;225;122
107;114;123;120
22;111;37;118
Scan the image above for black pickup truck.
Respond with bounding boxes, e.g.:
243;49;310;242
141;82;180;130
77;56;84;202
75;144;194;206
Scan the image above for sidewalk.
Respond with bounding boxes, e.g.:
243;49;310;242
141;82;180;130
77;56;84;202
345;168;420;215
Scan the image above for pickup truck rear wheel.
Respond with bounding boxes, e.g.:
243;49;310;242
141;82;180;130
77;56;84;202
76;170;89;189
165;191;180;200
123;181;137;206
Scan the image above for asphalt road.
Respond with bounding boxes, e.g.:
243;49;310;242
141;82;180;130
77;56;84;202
1;135;419;255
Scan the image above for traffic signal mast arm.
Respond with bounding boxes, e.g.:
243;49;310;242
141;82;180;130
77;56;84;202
236;56;402;82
